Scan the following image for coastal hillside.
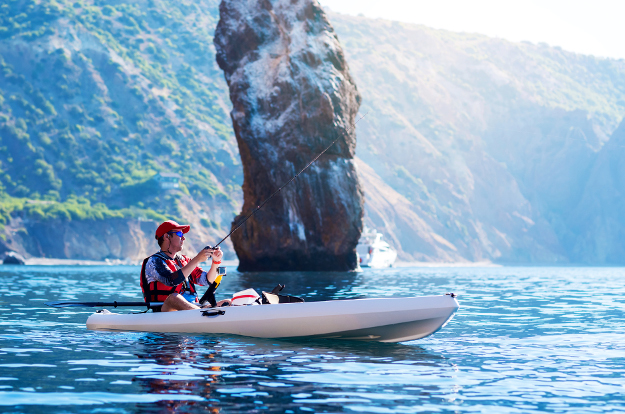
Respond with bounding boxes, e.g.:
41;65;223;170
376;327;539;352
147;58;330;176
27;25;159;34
0;0;240;258
330;13;625;263
1;0;624;263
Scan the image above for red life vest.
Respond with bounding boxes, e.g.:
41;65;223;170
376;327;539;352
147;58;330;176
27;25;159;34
140;252;198;305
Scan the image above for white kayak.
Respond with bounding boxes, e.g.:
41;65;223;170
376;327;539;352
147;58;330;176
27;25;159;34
86;294;459;343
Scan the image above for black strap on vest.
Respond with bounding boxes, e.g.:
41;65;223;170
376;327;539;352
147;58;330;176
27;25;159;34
176;256;198;296
174;257;191;293
140;257;165;311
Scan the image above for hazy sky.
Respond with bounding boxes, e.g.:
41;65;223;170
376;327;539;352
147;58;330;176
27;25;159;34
318;0;625;60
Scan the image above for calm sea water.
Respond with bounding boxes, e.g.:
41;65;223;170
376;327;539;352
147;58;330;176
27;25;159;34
0;265;623;413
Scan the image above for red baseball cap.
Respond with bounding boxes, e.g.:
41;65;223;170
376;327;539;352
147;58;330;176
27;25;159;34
155;220;191;239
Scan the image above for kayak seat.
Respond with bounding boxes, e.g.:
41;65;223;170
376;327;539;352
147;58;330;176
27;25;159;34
262;292;280;305
261;291;305;305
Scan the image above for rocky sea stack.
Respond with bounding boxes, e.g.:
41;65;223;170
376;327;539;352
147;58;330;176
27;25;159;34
214;0;364;271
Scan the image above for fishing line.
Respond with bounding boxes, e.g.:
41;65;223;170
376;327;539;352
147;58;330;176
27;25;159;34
211;112;368;249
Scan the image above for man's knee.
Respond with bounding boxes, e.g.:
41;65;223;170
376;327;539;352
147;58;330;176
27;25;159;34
161;294;177;312
162;293;200;312
166;293;182;302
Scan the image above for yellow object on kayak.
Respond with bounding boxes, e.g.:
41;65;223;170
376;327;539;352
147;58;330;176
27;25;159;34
213;274;223;289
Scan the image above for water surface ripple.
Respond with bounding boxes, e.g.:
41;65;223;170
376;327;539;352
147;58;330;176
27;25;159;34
0;265;623;413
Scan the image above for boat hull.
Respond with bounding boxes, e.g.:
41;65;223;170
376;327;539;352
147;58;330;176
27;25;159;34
86;295;459;343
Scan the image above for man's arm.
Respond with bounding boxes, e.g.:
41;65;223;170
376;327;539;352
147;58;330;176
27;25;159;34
179;248;212;278
145;256;185;286
180;247;224;285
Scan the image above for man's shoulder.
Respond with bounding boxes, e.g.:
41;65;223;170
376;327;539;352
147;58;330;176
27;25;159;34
147;252;171;262
151;252;191;261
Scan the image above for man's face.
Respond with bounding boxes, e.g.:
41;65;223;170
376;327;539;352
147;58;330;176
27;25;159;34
167;231;185;252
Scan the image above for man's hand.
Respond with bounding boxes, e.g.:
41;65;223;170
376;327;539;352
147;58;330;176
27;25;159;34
194;248;213;263
211;247;223;264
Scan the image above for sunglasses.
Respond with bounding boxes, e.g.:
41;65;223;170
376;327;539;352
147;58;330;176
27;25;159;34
168;231;184;237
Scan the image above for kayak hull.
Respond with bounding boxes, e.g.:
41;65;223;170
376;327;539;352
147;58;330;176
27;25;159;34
86;295;459;343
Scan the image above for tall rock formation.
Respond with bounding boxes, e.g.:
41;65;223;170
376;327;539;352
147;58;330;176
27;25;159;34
214;0;364;271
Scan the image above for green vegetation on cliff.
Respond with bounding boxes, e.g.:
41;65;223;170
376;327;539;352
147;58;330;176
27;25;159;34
0;0;238;231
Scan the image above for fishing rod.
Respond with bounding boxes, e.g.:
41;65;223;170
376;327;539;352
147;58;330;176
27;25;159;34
210;111;368;249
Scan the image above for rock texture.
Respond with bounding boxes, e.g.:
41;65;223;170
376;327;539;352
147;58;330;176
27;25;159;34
2;252;26;265
354;158;465;263
0;217;154;261
0;214;224;262
567;120;625;262
214;0;364;270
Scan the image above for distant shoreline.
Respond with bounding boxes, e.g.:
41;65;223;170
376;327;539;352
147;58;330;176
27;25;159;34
15;258;242;267
392;261;501;268
10;258;498;268
6;260;615;268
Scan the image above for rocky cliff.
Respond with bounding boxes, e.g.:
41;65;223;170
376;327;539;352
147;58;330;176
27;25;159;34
567;120;625;262
214;0;364;271
0;189;224;261
2;216;155;261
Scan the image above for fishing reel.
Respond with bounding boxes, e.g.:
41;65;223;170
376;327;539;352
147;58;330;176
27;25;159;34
204;245;223;261
204;245;224;269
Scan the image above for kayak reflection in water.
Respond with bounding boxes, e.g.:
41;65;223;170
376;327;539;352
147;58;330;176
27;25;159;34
140;220;231;312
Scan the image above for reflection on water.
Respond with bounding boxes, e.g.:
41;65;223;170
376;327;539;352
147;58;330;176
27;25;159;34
126;334;446;414
0;265;624;413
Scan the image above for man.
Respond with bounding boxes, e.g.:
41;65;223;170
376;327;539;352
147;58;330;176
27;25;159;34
140;220;228;312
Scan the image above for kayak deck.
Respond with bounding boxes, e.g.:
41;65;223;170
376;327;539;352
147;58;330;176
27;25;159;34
86;295;459;343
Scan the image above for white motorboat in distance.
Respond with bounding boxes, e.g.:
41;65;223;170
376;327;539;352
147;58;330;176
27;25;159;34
357;227;398;268
87;295;459;343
